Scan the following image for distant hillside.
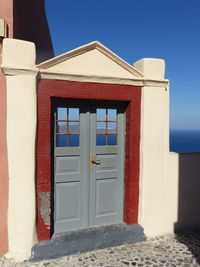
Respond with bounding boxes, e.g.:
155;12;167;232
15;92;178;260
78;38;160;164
58;124;116;134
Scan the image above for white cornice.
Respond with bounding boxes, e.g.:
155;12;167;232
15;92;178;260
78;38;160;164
1;65;169;88
39;69;169;88
1;65;39;76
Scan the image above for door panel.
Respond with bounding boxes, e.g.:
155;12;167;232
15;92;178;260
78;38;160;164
54;105;89;233
53;100;125;233
55;149;84;233
96;154;117;170
55;182;82;233
96;179;117;216
96;154;118;179
56;182;81;220
89;106;125;227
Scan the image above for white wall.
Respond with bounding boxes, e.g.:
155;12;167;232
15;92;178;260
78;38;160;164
136;58;200;237
135;58;180;236
2;39;38;261
138;85;177;236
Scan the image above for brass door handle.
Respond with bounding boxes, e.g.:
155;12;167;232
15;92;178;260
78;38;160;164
90;156;101;170
91;159;101;164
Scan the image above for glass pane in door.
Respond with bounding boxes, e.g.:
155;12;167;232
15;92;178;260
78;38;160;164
56;107;80;147
96;108;117;146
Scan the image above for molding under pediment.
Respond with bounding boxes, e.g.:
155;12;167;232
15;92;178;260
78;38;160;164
1;64;169;88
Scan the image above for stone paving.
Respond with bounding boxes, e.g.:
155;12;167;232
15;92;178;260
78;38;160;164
1;232;200;267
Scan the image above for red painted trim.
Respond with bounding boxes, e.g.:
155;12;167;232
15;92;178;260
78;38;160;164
37;80;141;241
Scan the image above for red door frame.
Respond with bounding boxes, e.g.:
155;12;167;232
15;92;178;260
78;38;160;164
36;79;141;241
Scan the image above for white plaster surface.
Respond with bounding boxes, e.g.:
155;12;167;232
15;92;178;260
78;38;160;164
6;74;37;261
38;41;143;78
3;39;37;261
47;49;136;79
139;86;170;235
38;69;168;87
138;84;179;237
137;59;180;237
136;58;200;237
134;58;165;79
2;38;36;68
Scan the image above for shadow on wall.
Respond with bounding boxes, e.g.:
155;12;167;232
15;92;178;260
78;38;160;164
174;153;200;263
13;0;54;63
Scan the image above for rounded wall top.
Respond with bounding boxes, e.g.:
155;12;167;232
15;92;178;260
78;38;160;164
2;38;36;67
133;58;165;80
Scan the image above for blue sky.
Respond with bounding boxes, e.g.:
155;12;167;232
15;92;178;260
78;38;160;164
45;0;200;130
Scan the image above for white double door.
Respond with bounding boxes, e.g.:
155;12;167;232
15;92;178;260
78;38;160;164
53;100;125;234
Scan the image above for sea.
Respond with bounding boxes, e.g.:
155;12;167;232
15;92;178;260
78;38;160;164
57;130;200;153
170;130;200;153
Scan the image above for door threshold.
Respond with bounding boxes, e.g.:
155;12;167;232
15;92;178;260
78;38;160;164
30;223;146;262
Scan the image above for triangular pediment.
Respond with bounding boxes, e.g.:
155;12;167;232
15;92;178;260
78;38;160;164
37;41;143;79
